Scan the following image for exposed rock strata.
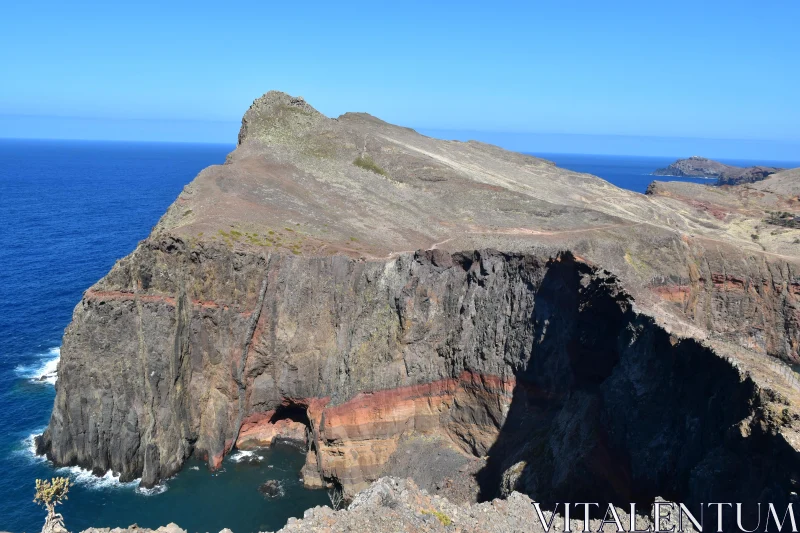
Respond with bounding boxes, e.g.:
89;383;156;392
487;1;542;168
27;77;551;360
37;245;800;520
39;92;800;521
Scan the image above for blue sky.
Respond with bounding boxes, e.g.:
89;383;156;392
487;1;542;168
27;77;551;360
1;1;798;158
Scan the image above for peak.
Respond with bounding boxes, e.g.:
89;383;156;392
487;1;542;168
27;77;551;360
237;91;327;145
251;91;319;113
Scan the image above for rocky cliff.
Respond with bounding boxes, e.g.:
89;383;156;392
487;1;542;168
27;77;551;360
653;155;782;185
38;92;800;523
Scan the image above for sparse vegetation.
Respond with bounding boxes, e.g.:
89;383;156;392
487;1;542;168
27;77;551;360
766;211;800;229
353;154;387;176
34;477;71;533
328;486;345;511
422;508;452;526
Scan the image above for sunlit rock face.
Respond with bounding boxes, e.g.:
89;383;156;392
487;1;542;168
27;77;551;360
38;92;800;523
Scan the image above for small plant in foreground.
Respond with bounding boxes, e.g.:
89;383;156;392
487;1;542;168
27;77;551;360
34;477;71;533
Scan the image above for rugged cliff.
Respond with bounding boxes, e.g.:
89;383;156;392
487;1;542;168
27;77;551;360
652;155;782;185
38;92;800;520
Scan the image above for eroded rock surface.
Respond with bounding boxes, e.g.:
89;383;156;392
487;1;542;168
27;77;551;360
39;92;800;521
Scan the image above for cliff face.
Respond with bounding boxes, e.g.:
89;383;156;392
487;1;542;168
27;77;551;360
37;242;800;514
652;155;782;185
39;92;800;514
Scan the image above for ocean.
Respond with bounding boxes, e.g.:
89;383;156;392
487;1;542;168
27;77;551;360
0;139;329;533
532;153;800;193
1;139;798;532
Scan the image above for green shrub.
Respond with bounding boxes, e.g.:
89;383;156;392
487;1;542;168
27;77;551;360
34;477;71;519
353;155;387;176
422;509;452;526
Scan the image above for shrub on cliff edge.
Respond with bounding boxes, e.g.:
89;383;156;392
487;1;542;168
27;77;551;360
34;477;71;533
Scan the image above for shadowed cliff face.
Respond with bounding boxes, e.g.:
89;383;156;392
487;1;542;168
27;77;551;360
477;259;800;524
37;241;800;518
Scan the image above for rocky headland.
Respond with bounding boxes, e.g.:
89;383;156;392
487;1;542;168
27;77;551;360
36;91;800;530
653;155;783;185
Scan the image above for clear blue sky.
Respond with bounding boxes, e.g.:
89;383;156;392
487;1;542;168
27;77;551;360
1;0;798;159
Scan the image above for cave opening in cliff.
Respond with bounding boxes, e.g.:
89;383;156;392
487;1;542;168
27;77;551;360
269;403;312;428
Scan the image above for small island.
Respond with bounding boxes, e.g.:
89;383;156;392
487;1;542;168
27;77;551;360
653;155;783;185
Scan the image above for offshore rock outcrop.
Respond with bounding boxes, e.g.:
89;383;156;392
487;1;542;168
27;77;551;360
652;155;783;185
39;92;800;522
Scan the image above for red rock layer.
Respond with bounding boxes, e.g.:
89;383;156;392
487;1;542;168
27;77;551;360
241;372;512;495
226;372;515;494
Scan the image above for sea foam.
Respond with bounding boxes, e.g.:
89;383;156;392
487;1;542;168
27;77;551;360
229;450;264;463
20;430;168;495
18;429;47;463
15;347;60;385
55;466;140;491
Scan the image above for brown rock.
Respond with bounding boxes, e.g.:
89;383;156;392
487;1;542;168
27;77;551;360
38;92;800;521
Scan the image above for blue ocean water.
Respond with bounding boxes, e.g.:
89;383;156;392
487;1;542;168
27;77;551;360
533;153;800;193
0;139;329;533
1;139;798;532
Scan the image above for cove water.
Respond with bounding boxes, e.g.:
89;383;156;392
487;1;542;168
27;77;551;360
2;139;798;532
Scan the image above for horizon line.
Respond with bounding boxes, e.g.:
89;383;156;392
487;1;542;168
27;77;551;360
2;112;799;146
2;135;799;165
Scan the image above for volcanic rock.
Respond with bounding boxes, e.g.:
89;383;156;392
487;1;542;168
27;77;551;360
38;91;800;524
258;479;285;498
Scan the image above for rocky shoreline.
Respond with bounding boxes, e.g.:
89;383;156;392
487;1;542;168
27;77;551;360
36;91;800;532
70;477;697;533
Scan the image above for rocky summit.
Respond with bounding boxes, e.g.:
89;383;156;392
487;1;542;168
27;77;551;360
652;155;783;185
37;91;800;530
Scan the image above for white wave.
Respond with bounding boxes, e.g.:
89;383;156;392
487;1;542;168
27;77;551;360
136;484;168;496
15;347;60;385
17;429;48;462
54;465;140;491
18;431;168;494
229;450;263;463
